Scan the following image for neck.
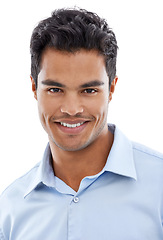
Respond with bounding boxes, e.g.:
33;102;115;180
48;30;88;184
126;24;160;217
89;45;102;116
49;127;114;192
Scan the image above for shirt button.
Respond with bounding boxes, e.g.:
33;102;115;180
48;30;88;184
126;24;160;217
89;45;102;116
73;197;79;203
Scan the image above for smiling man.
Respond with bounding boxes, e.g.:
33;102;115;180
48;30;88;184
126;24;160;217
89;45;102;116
32;48;115;192
0;8;163;240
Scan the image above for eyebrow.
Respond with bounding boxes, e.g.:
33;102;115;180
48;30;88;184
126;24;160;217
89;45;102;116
79;80;104;88
41;79;66;88
41;79;104;88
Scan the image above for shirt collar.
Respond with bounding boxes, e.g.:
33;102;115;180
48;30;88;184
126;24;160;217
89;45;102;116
24;144;55;198
104;124;137;180
24;125;137;198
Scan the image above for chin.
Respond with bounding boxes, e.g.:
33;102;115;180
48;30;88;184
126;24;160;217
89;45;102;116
55;142;89;152
51;137;93;152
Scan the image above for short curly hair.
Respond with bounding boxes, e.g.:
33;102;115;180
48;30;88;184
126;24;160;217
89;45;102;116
30;8;118;88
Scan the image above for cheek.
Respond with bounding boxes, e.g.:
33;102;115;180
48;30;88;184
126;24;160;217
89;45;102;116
37;94;57;121
87;94;108;116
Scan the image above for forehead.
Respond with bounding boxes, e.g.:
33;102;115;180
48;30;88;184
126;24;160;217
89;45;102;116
38;48;108;86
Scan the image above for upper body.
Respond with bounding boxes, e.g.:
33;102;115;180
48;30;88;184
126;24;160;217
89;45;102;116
1;7;162;240
0;125;163;240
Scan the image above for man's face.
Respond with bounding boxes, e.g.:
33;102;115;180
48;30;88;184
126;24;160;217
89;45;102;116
32;48;116;151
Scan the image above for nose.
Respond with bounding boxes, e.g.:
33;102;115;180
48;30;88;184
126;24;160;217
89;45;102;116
60;93;84;115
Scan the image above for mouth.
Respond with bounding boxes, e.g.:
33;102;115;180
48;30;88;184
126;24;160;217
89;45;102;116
60;121;85;128
55;120;89;134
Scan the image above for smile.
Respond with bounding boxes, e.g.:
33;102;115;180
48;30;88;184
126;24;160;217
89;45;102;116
60;122;85;128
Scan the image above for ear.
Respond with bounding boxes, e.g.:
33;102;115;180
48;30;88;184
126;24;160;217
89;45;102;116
109;76;118;102
30;75;37;100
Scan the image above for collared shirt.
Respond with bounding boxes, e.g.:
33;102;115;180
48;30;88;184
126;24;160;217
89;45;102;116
0;125;163;240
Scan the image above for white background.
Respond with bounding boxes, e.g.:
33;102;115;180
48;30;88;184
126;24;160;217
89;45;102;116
0;0;162;193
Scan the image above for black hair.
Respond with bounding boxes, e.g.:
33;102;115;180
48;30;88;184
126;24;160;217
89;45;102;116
30;8;118;88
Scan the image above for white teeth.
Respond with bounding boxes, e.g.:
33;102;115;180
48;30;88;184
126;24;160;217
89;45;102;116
60;122;84;128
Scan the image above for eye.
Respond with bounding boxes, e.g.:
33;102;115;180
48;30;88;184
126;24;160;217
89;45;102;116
83;88;97;94
48;88;62;93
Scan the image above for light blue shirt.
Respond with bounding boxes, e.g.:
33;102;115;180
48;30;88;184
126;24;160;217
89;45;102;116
0;125;163;240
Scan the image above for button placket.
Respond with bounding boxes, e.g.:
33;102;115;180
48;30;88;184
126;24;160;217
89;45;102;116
68;195;82;240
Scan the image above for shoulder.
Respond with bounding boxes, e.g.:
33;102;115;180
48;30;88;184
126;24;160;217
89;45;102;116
0;162;40;202
0;162;41;239
131;141;163;181
132;141;163;161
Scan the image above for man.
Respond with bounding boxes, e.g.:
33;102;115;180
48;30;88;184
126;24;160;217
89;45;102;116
0;8;163;240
